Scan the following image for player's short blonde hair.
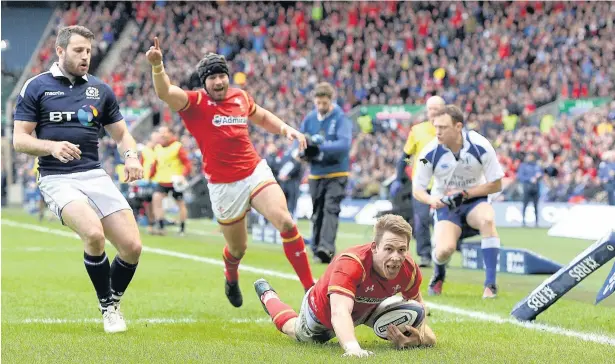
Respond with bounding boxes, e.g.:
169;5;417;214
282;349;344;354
314;82;335;99
373;214;413;246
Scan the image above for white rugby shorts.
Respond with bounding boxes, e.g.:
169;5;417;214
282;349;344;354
208;159;277;225
38;169;131;224
294;287;335;343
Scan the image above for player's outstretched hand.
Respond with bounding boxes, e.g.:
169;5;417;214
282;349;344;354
146;37;163;66
387;324;423;349
50;141;81;163
284;127;307;151
124;156;144;183
342;348;374;358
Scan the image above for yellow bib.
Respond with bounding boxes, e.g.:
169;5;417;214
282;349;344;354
152;141;184;184
141;146;156;180
403;121;436;189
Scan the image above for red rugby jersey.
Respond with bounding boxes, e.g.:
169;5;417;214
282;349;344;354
308;243;422;329
178;87;262;183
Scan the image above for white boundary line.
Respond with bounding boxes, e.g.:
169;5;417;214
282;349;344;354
15;318;198;324
8;317;272;325
3;219;615;347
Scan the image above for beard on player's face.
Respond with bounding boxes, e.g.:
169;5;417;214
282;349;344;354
62;56;89;78
205;74;229;101
59;41;91;78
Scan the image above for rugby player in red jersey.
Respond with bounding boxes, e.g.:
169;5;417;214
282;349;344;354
254;214;436;357
146;37;315;306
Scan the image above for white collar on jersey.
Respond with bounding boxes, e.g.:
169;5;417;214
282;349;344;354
49;62;89;82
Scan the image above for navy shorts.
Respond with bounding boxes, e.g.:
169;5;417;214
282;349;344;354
434;197;488;240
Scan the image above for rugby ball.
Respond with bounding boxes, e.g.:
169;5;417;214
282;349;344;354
367;296;425;340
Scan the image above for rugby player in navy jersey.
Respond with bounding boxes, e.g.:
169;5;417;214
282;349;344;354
13;25;143;333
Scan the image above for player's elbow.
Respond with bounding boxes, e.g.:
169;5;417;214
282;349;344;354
12;133;26;152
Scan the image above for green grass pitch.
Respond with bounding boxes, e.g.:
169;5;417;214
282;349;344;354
2;208;614;363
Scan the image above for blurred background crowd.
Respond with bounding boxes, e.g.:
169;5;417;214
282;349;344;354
4;1;615;210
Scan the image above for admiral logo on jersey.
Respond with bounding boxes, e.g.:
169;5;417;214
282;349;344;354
212;114;248;127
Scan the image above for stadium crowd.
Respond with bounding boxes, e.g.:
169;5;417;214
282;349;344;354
12;1;615;205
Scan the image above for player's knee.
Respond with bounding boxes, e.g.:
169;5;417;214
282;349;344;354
281;318;297;337
124;240;143;261
280;215;296;233
232;245;247;260
435;245;455;261
478;214;496;231
82;228;106;249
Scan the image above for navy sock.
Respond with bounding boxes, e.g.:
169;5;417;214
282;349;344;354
434;263;447;280
84;252;112;307
110;256;138;303
431;250;447;280
482;237;500;286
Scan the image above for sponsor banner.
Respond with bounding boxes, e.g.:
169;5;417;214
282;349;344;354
596;260;615;304
295;195;392;225
120;107;148;125
493;202;573;228
461;243;562;275
511;231;615;321
596;260;615;305
296;196;574;228
548;205;615;241
359;104;426;122
558;97;612;116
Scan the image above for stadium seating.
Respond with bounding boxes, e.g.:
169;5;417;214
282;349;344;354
11;1;615;202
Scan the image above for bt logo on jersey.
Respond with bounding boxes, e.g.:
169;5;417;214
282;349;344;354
49;105;99;126
49;111;75;122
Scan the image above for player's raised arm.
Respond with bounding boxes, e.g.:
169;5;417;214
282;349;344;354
146;37;189;112
250;105;307;151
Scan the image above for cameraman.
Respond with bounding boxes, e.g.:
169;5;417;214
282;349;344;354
299;82;352;263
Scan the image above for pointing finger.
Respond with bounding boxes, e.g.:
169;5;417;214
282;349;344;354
154;36;160;49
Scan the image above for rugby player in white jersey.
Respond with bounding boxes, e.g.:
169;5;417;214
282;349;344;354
412;105;504;299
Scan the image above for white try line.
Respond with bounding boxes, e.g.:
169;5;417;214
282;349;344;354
3;219;615;347
10;317;271;325
15;318;198;324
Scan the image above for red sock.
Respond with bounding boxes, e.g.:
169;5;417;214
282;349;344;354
280;225;315;290
223;245;241;283
261;291;298;332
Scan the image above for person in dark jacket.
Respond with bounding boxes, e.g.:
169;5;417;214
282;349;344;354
598;151;615;206
516;153;543;227
298;82;352;263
